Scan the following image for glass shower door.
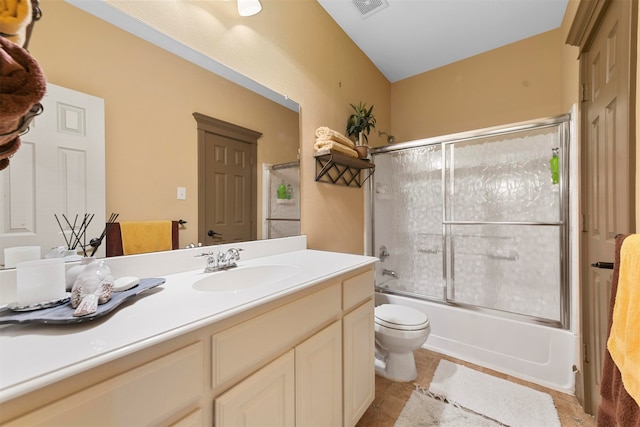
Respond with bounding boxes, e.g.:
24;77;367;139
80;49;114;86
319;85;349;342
371;116;570;327
444;125;566;322
372;144;445;300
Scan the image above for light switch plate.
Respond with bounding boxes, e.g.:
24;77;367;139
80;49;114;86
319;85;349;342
177;187;186;200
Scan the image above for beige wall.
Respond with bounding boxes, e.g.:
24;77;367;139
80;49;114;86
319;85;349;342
390;29;566;142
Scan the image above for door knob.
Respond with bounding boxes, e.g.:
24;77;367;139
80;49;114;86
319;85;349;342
591;261;614;269
207;230;222;238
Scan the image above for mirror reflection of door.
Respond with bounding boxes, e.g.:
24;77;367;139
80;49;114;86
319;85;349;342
1;83;106;266
195;114;260;245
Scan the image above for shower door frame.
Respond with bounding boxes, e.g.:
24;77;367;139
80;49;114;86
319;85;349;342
369;114;572;329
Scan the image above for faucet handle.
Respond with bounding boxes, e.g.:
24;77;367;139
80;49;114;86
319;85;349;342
194;251;214;257
221;248;242;263
229;247;243;257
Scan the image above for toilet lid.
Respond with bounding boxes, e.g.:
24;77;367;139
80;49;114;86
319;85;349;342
375;304;429;331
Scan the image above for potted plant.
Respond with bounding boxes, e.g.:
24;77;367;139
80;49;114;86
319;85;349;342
346;102;376;158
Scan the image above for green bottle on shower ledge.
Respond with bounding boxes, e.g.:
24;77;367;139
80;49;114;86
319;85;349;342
277;181;287;199
550;148;559;185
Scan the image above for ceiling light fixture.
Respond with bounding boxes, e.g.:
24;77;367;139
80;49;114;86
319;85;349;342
237;0;262;16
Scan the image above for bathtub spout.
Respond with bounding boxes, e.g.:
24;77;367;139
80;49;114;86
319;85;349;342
382;269;398;279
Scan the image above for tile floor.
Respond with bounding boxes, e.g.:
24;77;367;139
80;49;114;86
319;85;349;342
356;348;597;427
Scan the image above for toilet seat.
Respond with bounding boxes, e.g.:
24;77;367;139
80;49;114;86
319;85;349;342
375;304;429;331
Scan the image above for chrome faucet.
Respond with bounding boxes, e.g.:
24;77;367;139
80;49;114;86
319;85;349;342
197;248;243;273
218;248;242;269
382;269;398;279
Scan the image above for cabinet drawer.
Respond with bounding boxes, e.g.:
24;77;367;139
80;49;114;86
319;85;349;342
212;282;341;389
343;269;374;311
5;343;203;426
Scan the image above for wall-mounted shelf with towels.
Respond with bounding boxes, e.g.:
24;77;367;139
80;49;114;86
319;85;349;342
314;150;375;188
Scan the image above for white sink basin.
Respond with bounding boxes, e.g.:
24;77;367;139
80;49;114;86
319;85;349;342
192;265;301;292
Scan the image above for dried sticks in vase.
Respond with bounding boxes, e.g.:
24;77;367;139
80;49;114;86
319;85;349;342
88;213;119;257
54;214;95;257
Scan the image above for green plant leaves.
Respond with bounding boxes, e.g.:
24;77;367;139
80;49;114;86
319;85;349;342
346;102;376;144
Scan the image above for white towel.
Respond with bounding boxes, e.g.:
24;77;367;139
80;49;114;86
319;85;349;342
314;139;358;158
314;126;355;149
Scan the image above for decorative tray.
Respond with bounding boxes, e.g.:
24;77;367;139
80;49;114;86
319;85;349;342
0;278;165;325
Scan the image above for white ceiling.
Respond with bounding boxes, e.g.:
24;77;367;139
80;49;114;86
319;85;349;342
317;0;569;82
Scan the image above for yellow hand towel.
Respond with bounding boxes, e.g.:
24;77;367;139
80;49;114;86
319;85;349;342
119;221;173;255
0;0;32;47
608;234;640;406
314;126;355;149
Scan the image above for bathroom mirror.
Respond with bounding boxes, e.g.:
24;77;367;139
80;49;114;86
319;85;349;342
0;0;300;267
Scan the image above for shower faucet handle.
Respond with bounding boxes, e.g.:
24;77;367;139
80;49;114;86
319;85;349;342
379;245;390;261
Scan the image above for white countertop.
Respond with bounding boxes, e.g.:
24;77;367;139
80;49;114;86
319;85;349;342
0;247;377;403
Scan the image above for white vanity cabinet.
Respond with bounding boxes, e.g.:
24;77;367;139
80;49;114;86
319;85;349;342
0;266;374;427
215;321;343;427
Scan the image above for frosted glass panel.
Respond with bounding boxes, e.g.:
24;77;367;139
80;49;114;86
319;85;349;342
447;224;561;321
446;127;562;223
373;145;444;299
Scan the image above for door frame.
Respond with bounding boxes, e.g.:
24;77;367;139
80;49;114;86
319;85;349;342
567;0;638;412
194;113;261;245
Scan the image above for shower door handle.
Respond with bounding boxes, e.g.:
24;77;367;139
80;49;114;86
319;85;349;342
591;261;614;269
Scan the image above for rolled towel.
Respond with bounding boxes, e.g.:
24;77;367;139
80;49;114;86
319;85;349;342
0;0;32;47
315;126;355;149
314;139;358;158
0;35;46;170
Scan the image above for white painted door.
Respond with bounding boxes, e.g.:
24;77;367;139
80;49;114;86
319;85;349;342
0;83;105;265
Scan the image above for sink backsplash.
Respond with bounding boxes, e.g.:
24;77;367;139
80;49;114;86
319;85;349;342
0;236;307;305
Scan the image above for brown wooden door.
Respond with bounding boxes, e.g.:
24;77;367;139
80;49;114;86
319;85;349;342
203;132;256;244
580;0;636;414
195;113;261;246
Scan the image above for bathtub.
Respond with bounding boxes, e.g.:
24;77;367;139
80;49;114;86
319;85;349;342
375;292;578;393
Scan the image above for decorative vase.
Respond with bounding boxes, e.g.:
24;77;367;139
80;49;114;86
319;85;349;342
355;145;369;159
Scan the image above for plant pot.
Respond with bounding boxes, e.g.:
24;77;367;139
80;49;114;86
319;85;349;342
354;145;369;159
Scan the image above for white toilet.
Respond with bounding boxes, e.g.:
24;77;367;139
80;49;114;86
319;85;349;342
374;304;431;382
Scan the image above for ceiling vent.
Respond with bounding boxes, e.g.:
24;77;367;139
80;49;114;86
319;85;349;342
351;0;389;19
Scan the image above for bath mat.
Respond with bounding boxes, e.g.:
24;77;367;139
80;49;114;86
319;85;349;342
394;389;502;426
428;359;561;427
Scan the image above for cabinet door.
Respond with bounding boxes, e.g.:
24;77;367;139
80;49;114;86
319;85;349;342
343;299;375;427
295;321;342;427
3;343;203;427
215;350;295;427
